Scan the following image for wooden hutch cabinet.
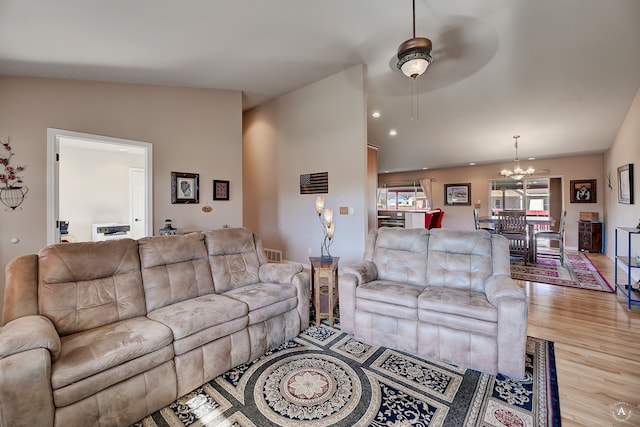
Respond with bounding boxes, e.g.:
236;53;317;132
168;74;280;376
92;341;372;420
578;220;602;253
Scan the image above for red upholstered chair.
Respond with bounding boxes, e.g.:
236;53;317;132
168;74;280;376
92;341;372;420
424;212;434;228
428;209;444;229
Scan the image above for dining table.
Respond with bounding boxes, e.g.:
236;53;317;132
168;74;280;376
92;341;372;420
478;215;556;263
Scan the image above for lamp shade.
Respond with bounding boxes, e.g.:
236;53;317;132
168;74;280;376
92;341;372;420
315;196;324;215
324;208;333;224
326;221;335;238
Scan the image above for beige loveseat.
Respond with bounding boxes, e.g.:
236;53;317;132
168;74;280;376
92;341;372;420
0;227;309;427
339;227;528;379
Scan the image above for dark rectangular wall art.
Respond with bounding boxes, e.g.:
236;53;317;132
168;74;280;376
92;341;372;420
171;172;199;204
617;163;634;204
300;172;328;194
213;180;229;200
570;179;597;203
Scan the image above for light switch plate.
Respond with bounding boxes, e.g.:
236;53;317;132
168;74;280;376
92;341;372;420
339;206;348;215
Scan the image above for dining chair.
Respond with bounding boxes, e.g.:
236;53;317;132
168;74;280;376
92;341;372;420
428;208;444;229
534;210;566;265
473;208;495;233
498;210;529;264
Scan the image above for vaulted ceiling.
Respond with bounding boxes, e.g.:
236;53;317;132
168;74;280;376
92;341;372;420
1;0;639;172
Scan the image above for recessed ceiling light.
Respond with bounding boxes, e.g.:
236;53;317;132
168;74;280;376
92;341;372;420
371;111;381;118
528;157;536;160
422;167;429;170
389;129;398;136
469;162;476;166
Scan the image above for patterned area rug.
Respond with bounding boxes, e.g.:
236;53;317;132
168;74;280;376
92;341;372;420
511;250;613;292
132;326;560;427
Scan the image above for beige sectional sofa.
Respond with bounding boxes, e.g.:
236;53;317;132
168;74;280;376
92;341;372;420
339;227;528;379
0;227;309;427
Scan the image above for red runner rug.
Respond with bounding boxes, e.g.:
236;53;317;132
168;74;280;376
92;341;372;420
511;250;613;292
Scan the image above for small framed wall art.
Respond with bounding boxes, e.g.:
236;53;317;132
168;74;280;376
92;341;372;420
570;179;596;203
171;172;199;204
213;180;230;201
444;183;471;206
617;164;634;204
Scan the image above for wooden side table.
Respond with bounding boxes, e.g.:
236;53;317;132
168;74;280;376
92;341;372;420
309;257;339;327
578;220;602;253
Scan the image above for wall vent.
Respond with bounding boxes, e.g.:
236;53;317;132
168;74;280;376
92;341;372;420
265;248;282;263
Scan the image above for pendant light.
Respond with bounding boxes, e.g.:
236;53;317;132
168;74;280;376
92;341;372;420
500;135;535;180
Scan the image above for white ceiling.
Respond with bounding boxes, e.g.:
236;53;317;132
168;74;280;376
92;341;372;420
1;0;639;172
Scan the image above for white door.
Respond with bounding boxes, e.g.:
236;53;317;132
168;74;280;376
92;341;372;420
130;168;146;239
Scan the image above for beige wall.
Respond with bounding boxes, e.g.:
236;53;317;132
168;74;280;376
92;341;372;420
243;65;368;266
604;87;640;282
0;76;243;316
380;154;605;250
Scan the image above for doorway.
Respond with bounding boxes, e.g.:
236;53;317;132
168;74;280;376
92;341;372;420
47;129;153;244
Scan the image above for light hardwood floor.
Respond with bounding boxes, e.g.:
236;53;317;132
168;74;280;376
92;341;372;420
520;251;640;426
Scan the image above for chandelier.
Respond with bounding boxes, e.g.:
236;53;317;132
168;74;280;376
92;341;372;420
500;135;535;180
397;0;433;79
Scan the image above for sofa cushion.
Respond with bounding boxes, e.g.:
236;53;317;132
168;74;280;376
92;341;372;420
51;316;173;390
223;283;298;324
418;287;498;323
38;239;146;336
139;233;214;312
372;228;429;286
147;294;248;340
356;280;424;308
426;229;493;293
52;346;175;408
204;228;261;293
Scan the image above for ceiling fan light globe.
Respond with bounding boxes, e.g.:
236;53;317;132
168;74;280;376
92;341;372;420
400;58;430;78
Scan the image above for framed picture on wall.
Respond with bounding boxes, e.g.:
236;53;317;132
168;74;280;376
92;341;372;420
570;179;596;203
171;172;199;204
617;164;634;204
213;180;230;201
444;183;471;206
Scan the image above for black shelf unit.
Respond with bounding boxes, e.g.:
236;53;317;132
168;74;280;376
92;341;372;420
614;227;640;309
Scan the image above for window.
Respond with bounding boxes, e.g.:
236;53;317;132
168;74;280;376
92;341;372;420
378;181;431;211
489;178;550;217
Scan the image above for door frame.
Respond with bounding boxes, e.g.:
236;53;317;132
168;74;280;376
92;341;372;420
129;167;146;239
46;128;153;244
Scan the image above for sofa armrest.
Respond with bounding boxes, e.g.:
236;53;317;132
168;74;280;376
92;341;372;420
484;274;528;380
342;261;378;285
0;315;61;362
484;274;525;306
259;262;304;284
0;316;59;427
292;271;310;329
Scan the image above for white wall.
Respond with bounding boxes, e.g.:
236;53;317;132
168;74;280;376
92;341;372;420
59;145;145;242
244;65;368;266
604;87;640;282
